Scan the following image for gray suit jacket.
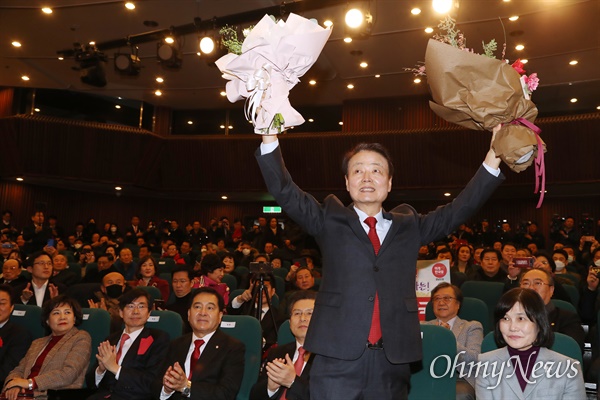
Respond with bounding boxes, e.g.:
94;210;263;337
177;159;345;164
475;347;585;400
422;316;483;387
256;145;504;364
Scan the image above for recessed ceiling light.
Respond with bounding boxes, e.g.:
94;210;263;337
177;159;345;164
339;121;344;125
16;177;24;182
521;59;528;64
34;108;40;112
220;91;227;96
154;90;162;96
324;20;333;28
220;125;225;129
570;98;577;103
11;41;21;47
57;56;64;61
597;106;600;110
444;192;451;197
375;74;381;78
165;37;174;44
117;97;122;100
89;41;96;46
187;121;193;125
228;125;233;129
309;80;316;85
343;37;352;43
411;8;421;15
197;52;201;56
503;0;510;2
414;78;421;83
221;195;228;200
21;75;30;81
308;118;314;122
432;0;453;14
360;62;368;68
569;60;578;65
115;186;122;191
424;27;434;34
515;44;524;51
42;7;52;14
125;2;135;10
508;16;519;21
347;84;355;89
115;105;121;109
156;77;164;83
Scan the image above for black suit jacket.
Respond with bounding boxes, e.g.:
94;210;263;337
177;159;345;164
0;320;33;385
17;280;66;306
155;329;245;400
86;327;169;400
250;342;312;400
547;303;585;352
256;145;504;363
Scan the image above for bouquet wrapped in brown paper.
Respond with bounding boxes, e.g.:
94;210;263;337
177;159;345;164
424;38;546;207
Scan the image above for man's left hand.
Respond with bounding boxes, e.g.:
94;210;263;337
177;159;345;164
266;354;296;389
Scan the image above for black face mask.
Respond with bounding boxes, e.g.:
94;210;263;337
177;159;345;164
105;284;124;299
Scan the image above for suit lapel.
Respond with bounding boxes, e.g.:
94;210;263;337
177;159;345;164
379;211;400;256
196;330;226;370
345;205;373;256
121;327;150;365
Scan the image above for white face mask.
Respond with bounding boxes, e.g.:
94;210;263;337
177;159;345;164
554;260;565;271
567;255;574;264
595;259;600;267
242;248;251;256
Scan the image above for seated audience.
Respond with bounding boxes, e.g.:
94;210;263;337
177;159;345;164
0;259;27;297
0;285;32;386
423;283;482;400
114;248;137;281
50;254;80;287
250;290;317;400
82;253;117;284
86;288;169;400
18;251;66;307
1;295;91;399
131;256;170;303
519;269;585;352
531;252;571;302
475;288;585;399
156;287;245;400
162;244;186;265
193;254;230;306
88;272;128;333
166;266;195;333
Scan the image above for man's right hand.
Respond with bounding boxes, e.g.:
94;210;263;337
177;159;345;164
587;270;599;291
21;283;33;302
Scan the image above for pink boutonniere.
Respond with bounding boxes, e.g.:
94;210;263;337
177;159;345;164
138;336;154;355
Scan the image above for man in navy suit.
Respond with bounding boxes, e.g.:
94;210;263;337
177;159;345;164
0;284;32;385
256;127;504;399
158;287;245;400
86;288;169;400
250;290;316;400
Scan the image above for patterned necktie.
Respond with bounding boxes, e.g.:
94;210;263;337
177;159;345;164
115;333;130;363
364;217;382;344
189;339;205;379
282;346;306;400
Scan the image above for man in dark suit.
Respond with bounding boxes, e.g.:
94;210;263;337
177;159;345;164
18;251;65;307
86;288;169;400
124;216;144;245
0;259;28;297
0;284;33;385
250;290;316;400
256;128;504;398
158;287;245;400
21;211;52;255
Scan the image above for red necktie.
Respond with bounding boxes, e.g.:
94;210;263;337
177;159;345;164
282;346;306;400
364;217;382;344
115;333;130;363
189;339;205;379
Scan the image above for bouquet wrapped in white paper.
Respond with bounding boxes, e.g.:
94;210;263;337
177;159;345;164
215;13;332;134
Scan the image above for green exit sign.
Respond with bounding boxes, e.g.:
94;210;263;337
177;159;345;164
263;206;282;213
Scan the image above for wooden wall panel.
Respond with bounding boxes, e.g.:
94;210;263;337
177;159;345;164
0;88;14;118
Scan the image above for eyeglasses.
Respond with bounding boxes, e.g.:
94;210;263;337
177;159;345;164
33;261;53;266
124;303;148;311
432;296;456;304
520;280;552;289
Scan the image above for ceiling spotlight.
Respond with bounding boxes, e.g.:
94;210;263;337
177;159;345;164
569;60;578;65
115;105;121;109
114;46;141;75
228;125;233;129
157;38;182;68
344;7;373;38
309;80;317;85
521;59;528;64
115;186;122;191
89;41;96;46
154;90;162;96
12;41;21;47
359;61;368;68
597;106;600;110
570;98;577;103
187;121;193;125
444;192;451;197
308;118;314;122
432;0;453;14
221;195;228;200
125;2;135;10
199;36;216;54
220;91;226;96
424;27;434;33
16;177;24;182
515;44;525;51
220;125;225;129
42;7;52;14
21;75;30;81
74;43;108;87
411;8;421;15
58;56;64;61
339;121;344;126
34;108;40;112
414;78;421;83
508;16;519;21
343;37;353;43
347;84;355;89
156;77;164;83
375;74;380;78
324;20;333;28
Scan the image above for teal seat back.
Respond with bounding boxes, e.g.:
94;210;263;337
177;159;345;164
272;268;288;279
277;319;295;345
222;273;238;292
147;310;183;340
551;298;577;313
274;276;285;300
221;315;262;400
482;331;582;364
80;308;111;376
409;325;457;400
11;304;45;340
137;285;162;301
425;296;491;333
157;258;175;274
460;281;505;329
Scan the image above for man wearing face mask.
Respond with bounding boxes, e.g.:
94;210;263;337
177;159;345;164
89;272;130;333
551;248;581;290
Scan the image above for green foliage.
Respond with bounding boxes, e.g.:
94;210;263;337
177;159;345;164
482;39;498;58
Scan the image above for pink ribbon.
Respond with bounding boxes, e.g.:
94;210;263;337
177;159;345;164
508;118;545;208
